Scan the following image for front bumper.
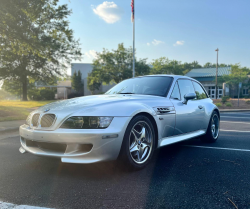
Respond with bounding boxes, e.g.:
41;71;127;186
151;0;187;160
19;117;131;164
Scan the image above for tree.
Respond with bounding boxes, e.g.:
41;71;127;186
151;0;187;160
0;0;82;100
151;57;202;75
87;43;150;93
2;77;57;100
204;62;215;68
2;79;22;98
218;64;250;97
203;63;230;68
72;70;83;94
218;64;250;85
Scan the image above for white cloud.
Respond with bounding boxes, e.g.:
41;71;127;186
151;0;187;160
173;40;185;46
86;50;98;59
152;39;165;46
93;1;123;24
147;43;150;46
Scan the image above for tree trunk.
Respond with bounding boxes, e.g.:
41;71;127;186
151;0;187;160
22;77;28;101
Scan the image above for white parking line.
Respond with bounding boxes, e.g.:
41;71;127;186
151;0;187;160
0;201;52;209
183;145;250;152
221;116;250;119
220;129;250;133
221;121;250;125
221;112;250;115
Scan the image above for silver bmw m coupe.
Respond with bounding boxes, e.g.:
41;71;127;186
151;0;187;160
19;75;220;169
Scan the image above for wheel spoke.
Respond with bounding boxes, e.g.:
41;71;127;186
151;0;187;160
137;151;141;162
130;142;139;153
132;129;141;141
141;147;149;160
139;143;149;161
138;147;144;161
141;142;148;150
139;127;146;141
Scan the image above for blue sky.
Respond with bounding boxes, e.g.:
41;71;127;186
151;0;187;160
59;0;250;75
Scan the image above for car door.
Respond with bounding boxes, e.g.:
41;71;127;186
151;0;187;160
191;81;209;130
170;79;204;135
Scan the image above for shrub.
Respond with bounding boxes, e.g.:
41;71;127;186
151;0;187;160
246;100;250;105
68;92;83;99
28;88;55;100
215;103;222;107
221;96;230;104
28;88;43;100
225;102;232;107
40;89;55;100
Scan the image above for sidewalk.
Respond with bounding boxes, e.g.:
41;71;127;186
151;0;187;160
219;109;250;112
0;120;25;133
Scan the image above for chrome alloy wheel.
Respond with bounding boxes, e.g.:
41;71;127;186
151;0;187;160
211;114;220;139
129;121;153;164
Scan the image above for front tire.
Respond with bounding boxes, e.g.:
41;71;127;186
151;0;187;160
119;115;156;170
200;111;220;143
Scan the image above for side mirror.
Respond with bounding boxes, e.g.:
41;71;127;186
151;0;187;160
183;93;196;104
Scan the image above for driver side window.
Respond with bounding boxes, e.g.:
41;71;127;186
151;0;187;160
178;79;195;101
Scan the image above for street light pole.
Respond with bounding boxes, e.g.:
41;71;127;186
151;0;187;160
131;0;135;78
215;48;219;99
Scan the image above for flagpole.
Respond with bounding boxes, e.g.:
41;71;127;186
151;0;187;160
132;0;135;78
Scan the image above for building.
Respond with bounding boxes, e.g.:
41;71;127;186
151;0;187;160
56;80;72;99
71;63;115;96
185;67;250;98
185;67;231;99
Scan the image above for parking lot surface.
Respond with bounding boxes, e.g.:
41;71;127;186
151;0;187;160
0;112;250;209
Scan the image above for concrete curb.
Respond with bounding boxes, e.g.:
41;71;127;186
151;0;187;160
219;109;250;112
0;127;19;134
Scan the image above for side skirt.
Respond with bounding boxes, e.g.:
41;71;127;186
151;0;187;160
159;130;206;147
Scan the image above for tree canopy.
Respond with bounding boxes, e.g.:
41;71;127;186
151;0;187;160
218;64;250;86
0;0;82;100
87;43;150;93
150;57;202;75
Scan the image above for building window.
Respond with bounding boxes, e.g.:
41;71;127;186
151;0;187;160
208;86;223;99
243;88;249;95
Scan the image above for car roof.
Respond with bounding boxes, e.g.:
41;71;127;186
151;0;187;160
136;74;194;80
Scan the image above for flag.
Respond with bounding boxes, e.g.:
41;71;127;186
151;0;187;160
131;0;134;22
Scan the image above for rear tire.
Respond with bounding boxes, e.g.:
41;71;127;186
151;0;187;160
119;115;156;170
200;111;220;143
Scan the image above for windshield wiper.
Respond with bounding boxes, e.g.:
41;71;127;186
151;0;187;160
117;92;135;94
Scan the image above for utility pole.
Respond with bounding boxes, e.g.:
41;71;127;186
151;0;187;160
215;48;219;99
131;0;135;78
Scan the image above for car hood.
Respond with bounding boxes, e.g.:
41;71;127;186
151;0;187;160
30;94;174;130
37;94;167;114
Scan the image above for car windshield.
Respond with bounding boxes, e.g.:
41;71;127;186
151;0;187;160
105;76;173;97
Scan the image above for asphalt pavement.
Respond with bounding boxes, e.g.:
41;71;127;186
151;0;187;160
0;112;250;209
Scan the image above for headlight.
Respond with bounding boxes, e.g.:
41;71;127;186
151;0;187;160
60;116;113;129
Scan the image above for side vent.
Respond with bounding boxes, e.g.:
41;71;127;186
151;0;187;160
153;107;175;115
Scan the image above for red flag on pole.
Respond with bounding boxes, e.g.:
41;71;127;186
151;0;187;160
131;0;134;22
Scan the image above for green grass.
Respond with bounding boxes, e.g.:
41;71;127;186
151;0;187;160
0;100;54;122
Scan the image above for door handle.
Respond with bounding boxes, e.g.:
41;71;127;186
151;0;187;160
198;105;204;109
